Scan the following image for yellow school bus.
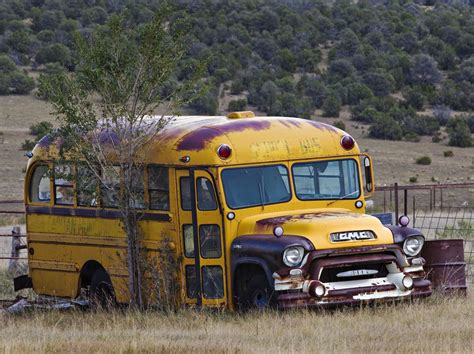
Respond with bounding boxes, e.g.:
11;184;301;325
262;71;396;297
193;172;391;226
21;112;431;309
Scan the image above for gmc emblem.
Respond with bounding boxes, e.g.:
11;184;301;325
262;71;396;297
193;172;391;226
330;231;376;242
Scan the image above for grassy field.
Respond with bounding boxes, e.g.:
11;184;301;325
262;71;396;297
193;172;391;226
0;292;472;353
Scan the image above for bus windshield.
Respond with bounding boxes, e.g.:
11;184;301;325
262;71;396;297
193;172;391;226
292;159;360;201
221;165;291;209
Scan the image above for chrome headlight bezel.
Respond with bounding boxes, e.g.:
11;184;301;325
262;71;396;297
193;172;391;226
283;246;305;267
403;235;425;257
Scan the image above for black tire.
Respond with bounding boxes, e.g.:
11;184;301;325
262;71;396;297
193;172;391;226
89;268;116;310
237;272;275;311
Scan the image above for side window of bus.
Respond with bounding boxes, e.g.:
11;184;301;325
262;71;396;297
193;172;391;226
77;166;98;207
101;166;120;208
148;166;169;210
197;178;217;211
127;166;144;209
180;177;191;211
29;165;51;203
54;164;74;206
183;224;194;258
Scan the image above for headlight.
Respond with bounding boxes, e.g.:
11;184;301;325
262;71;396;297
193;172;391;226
283;246;305;267
403;236;424;257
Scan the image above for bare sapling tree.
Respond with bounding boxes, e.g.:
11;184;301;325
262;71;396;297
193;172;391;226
38;10;203;308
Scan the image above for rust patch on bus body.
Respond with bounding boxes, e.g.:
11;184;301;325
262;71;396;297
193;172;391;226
176;120;272;151
256;212;350;227
276;118;338;133
37;134;53;148
174;118;338;151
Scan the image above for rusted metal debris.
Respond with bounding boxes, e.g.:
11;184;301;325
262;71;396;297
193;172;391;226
0;298;89;314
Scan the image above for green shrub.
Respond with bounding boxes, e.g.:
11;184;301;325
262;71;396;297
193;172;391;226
333;120;346;130
409;176;418;183
322;93;341;117
230;79;244;95
447;119;473;147
228;98;247;112
415;156;431;165
21;139;36;151
9;71;35;94
369;114;403;140
0;74;9;95
30;121;53;137
22;121;54;151
35;43;71;66
404;132;420;142
432;131;442;143
0;55;16;73
403;87;425;110
444;150;454;157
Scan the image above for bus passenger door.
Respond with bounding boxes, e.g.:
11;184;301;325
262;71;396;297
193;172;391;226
176;169;226;307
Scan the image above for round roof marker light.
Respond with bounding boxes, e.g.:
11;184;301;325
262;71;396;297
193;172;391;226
217;144;232;159
399;215;410;227
355;200;364;209
340;135;355;151
180;156;190;163
273;226;284;238
227;212;235;220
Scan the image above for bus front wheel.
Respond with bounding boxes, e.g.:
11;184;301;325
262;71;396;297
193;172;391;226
238;273;275;311
89;268;116;309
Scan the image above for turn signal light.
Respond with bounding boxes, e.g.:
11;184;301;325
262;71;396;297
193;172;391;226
340;135;355;150
217;144;232;159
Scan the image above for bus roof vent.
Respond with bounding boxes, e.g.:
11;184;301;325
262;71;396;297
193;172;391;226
227;111;255;119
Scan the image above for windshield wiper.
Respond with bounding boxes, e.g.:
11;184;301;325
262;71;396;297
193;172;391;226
326;190;359;206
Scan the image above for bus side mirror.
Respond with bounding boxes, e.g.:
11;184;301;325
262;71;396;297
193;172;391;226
362;155;374;196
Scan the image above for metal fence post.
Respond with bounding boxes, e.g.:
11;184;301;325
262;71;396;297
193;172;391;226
404;188;408;216
412;196;416;228
8;226;21;274
394;183;399;225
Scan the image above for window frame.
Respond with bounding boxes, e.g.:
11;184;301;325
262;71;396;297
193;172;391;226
99;164;121;209
291;158;361;202
53;163;76;206
196;177;218;211
199;224;222;259
147;165;170;211
220;164;292;210
28;163;52;205
76;164;99;208
179;176;192;211
201;265;224;299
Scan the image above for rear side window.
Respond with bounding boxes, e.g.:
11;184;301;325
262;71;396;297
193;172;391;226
54;164;75;205
77;166;98;207
100;166;120;208
29;165;51;203
148;166;169;210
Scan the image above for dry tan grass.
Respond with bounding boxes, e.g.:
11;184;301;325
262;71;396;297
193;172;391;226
0;293;472;353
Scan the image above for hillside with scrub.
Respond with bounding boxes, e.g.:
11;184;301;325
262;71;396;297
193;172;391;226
1;0;474;199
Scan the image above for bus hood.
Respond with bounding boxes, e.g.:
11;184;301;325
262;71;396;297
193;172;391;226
237;209;393;250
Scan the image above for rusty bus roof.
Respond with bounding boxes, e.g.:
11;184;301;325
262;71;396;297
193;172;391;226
30;115;361;166
147;115;360;165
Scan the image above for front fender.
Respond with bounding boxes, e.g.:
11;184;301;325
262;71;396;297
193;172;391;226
386;225;424;244
231;234;314;286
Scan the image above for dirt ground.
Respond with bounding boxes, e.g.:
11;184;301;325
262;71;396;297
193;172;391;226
1;95;473;201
